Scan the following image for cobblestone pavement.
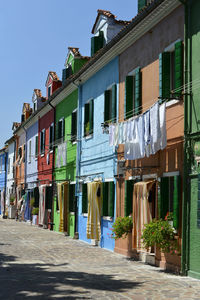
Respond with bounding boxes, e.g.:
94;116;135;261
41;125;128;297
1;219;200;300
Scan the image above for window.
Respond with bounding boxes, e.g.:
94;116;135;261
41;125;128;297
40;129;45;155
159;175;181;229
91;31;104;56
124;67;142;119
124;180;134;217
8;158;10;174
62;65;73;82
69;184;75;212
104;84;117;125
57;118;65;142
103;182;115;217
35;135;38;158
84;99;94;136
48;86;51;98
28;140;31;163
49;123;54;150
82;183;88;213
33;102;37;112
23;145;26;163
159;41;183;100
71;110;77;142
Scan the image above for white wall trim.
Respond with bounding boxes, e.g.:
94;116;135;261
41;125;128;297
162;171;180;177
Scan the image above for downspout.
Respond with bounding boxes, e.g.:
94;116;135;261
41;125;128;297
179;0;189;276
48;102;56;230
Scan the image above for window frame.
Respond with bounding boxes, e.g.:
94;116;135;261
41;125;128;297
84;99;94;137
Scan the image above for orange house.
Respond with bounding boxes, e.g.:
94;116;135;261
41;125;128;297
114;3;184;272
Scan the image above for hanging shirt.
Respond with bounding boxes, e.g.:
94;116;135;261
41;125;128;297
150;102;161;155
109;125;114;146
159;102;167;150
144;110;151;157
118;122;123;145
114;124;119;146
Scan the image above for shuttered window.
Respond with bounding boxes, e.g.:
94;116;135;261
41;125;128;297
125;68;141;119
159;41;183;100
40;129;45;154
124;180;134;217
62;65;73;82
91;31;104;56
28;140;31;163
104;84;117;124
71;110;77;142
57;118;65;142
160;175;181;229
49;123;54;150
103;181;115;217
82;184;88;214
69;184;75;212
84;100;94;136
35;136;38;158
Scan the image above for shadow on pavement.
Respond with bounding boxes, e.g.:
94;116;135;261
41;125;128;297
0;252;142;299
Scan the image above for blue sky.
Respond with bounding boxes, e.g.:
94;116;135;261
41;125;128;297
0;0;137;148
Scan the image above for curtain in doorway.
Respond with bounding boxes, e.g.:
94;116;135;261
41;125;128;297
133;180;155;250
39;185;47;226
58;182;69;233
87;182;102;241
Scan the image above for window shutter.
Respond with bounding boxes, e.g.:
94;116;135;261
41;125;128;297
71;111;77;142
35;136;38;157
69;185;75;212
160;177;169;219
173;175;181;229
91;36;99;56
111;84;117;121
103;182;108;216
109;182;115;217
82;184;88;213
160;52;170;100
174;41;183;96
62;69;67;82
62;118;65;140
40;132;42;154
43;129;45;153
138;0;147;12
84;103;90;135
157;180;161;218
89;100;94;134
45;186;53;210
134;68;142;115
124;180;134;217
104;90;110;123
66;65;73;78
125;76;133;119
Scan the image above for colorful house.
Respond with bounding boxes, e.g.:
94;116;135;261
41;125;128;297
112;0;184;272
182;0;200;279
76;10;129;251
53;47;89;236
0;147;8;216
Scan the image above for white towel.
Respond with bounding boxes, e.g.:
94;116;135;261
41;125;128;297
150;102;161;155
109;125;114;146
159;102;167;150
144;110;151;157
118;123;123;145
122;122;127;144
114;124;119;146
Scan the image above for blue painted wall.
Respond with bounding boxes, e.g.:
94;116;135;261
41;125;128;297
26;121;38;190
77;57;119;251
0;150;7;214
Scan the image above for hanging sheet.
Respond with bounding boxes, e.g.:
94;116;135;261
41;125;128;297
56;142;67;168
86;182;102;241
132;180;155;250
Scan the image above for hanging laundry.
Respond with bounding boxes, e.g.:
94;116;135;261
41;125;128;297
150;102;161;155
118;122;124;145
109;125;114;146
56;142;67;168
122;121;127;144
159;102;167;150
87;182;102;240
114;124;119;146
144;110;151;157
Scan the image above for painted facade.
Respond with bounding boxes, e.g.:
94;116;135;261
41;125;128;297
0;148;7;215
77;57;119;251
5;136;15;218
115;4;184;272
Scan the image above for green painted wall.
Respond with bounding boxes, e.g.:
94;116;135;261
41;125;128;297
53;89;78;236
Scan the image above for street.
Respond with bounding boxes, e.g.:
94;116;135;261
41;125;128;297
0;219;200;300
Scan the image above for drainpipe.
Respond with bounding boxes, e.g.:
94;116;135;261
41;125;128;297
178;0;189;276
48;102;56;230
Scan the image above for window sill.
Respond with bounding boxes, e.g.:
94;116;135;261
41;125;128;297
82;213;88;217
40;154;45;157
84;134;93;140
35;157;38;161
166;99;180;108
102;216;113;221
72;141;77;145
49;150;53;153
69;212;75;215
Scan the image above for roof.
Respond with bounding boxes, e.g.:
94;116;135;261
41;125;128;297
49;71;59;81
68;47;82;58
92;9;131;34
12;122;21;130
23;103;31;111
34;89;42;98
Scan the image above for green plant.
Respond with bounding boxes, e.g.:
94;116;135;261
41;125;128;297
112;216;133;240
32;207;39;215
30;197;35;208
142;219;178;253
165;212;173;221
10;195;15;205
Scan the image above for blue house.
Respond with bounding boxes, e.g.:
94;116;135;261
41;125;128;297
0;147;8;216
76;10;128;251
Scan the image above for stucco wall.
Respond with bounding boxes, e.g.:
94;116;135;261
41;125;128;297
26;121;38;189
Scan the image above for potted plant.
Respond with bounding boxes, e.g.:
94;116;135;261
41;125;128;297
112;216;133;240
32;207;39;225
165;212;173;227
10;195;15;206
142;219;178;254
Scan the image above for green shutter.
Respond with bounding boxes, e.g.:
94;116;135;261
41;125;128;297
82;184;88;213
173;175;181;229
160;177;169;219
103;182;108;216
62;118;65;140
91;37;95;57
125;180;134;217
62;68;67;82
89;100;94;134
134;68;142;115
91;32;104;56
125;76;133;119
174;41;183;96
109;182;115;217
69;185;75;212
71;111;77;142
160;52;171;100
35;136;38;157
111;84;117;121
104;90;110;123
157;181;161;219
138;0;147;12
98;31;104;49
84;103;90;135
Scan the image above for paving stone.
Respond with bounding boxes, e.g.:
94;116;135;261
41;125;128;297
1;219;200;299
